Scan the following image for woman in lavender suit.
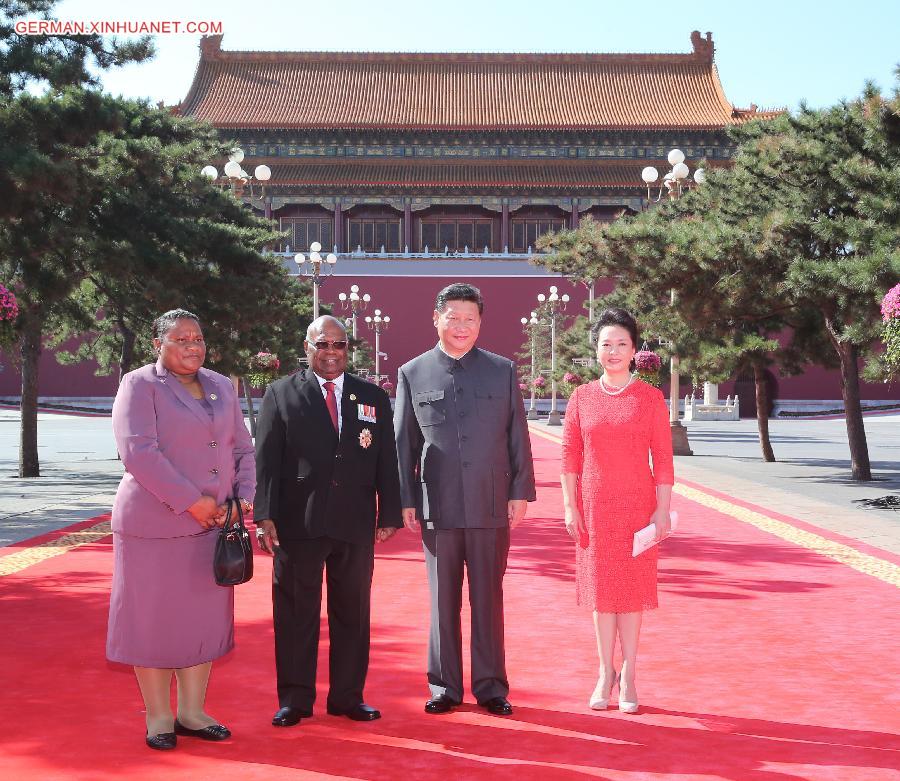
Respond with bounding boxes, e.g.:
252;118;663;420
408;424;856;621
107;309;255;751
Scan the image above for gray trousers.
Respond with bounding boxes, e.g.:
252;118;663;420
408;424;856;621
422;526;510;703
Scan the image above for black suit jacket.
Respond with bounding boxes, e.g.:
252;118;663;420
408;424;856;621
253;370;402;546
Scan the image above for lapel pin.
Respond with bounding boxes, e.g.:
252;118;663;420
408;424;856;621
209;393;217;400
349;393;357;401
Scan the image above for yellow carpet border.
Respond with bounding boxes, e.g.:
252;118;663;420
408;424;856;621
528;423;900;588
0;521;112;577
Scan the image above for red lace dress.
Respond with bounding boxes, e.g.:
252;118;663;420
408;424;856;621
561;379;674;612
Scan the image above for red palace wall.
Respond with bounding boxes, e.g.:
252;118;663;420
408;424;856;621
327;275;593;383
1;274;897;403
1;345;119;397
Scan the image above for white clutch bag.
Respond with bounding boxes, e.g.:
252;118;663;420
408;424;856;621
632;511;678;557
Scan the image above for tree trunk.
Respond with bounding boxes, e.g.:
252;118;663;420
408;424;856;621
753;362;776;462
117;321;136;385
823;316;873;481
242;377;257;438
18;313;42;477
836;341;872;481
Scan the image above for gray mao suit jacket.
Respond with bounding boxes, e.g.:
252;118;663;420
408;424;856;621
394;345;536;528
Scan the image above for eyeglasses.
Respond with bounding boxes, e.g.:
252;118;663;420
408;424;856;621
313;340;348;351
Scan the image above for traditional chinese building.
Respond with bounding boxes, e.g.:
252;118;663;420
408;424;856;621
179;31;766;257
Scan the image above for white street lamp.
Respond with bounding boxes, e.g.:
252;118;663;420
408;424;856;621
338;284;371;366
537;285;569;426
296;241;337;318
365;309;391;383
641;147;704;203
201;147;271;200
520;311;543;420
639;148;706;455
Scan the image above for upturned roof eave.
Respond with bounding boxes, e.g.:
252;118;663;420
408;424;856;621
204;121;739;132
268;180;653;189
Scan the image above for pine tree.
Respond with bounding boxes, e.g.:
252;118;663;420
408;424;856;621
730;83;900;479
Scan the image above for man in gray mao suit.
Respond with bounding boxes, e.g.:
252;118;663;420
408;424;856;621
394;282;536;716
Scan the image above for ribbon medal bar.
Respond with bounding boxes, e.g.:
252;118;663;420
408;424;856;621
357;403;377;423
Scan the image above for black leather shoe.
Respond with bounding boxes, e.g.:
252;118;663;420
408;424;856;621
326;703;381;721
480;696;513;716
174;720;231;741
272;706;311;727
145;732;177;750
425;694;461;714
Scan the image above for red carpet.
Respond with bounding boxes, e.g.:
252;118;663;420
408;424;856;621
1;433;898;780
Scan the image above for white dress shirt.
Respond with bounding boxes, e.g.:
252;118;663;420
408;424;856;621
314;372;345;435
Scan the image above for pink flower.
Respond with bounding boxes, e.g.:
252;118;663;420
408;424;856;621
380;380;394;392
251;351;280;370
635;350;662;373
563;372;581;385
0;283;19;322
533;376;546;388
882;283;900;322
518;382;527;392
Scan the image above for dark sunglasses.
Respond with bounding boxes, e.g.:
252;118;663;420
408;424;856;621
313;340;348;351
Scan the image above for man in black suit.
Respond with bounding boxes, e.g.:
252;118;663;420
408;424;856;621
254;315;402;727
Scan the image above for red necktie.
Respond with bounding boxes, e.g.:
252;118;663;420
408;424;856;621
324;381;339;434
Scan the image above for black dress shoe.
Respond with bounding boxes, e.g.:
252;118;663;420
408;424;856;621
425;694;461;714
174;720;231;741
145;732;177;750
326;703;381;721
272;706;311;727
480;696;513;716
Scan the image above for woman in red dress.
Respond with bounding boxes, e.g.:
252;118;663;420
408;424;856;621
560;308;674;713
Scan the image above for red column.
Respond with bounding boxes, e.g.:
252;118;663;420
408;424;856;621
264;197;272;221
501;201;509;253
334;202;343;252
404;202;412;252
570;199;579;229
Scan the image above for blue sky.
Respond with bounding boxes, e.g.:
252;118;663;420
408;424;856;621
50;0;899;111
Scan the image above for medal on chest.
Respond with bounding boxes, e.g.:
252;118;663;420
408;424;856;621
357;403;377;423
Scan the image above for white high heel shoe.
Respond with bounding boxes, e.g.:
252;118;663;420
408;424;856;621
618;678;639;714
589;671;618;710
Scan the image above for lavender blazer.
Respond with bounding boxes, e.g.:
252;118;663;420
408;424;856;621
111;359;256;539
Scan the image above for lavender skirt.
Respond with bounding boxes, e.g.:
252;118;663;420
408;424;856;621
107;529;234;668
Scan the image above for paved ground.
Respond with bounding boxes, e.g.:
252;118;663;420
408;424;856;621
1;408;898;553
668;414;900;554
535;413;900;554
0;410;121;546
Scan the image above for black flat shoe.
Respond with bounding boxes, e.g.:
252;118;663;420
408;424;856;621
145;732;177;750
425;694;461;714
272;706;311;727
174;720;231;741
480;696;513;716
326;703;381;721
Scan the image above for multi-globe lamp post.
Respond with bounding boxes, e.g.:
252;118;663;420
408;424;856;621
520;311;542;420
338;284;371;367
296;242;337;319
201;148;273;400
201;147;271;205
536;286;569;426
365;309;391;384
640;148;705;456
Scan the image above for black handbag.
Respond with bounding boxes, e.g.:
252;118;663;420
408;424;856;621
213;498;253;586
